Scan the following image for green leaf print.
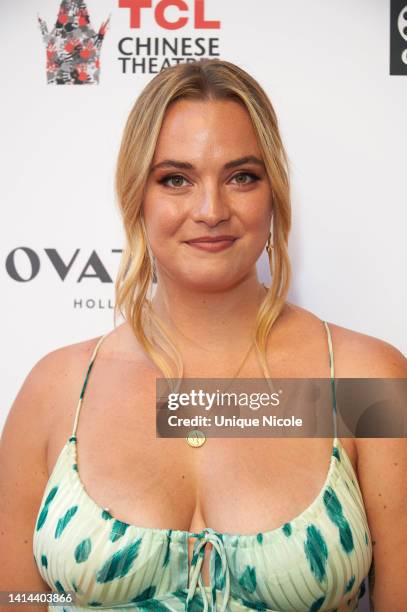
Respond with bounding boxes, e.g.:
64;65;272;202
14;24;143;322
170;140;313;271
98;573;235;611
54;505;78;538
282;522;292;537
238;565;257;593
96;537;142;583
44;486;59;506
130;585;157;602
36;485;59;531
344;575;355;594
74;538;92;563
239;599;267;610
332;447;341;461
110;520;130;543
310;596;326;611
303;524;328;582
323;486;354;553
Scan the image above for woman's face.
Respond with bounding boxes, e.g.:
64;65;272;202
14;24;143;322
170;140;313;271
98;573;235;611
143;98;273;291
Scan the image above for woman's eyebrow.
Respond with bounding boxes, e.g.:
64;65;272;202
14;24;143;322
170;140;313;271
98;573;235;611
149;156;265;173
224;156;265;170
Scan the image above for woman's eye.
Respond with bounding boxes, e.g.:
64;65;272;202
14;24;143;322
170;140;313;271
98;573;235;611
159;174;189;188
231;172;259;186
158;172;259;188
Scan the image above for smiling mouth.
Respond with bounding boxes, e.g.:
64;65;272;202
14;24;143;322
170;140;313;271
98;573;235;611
184;237;237;252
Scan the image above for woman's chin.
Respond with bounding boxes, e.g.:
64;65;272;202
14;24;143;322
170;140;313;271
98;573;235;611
174;273;244;293
156;261;251;291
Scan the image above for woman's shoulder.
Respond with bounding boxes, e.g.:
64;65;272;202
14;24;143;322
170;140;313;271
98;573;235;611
25;324;151;408
25;333;108;399
29;323;143;378
283;301;407;377
4;334;107;441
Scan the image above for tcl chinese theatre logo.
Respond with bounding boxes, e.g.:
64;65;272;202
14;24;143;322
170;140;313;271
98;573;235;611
118;0;221;74
38;0;221;81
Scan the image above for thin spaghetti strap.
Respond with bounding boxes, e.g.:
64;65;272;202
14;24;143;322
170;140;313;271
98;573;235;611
70;333;110;439
323;321;338;439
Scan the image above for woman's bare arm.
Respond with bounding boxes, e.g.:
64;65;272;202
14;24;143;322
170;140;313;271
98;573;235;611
0;350;69;609
332;328;407;611
355;339;407;612
357;436;407;611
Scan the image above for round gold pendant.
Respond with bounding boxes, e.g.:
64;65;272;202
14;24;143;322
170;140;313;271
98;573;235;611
186;429;206;448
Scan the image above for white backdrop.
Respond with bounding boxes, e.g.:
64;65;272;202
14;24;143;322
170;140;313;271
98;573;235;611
3;2;406;608
2;0;406;424
2;1;406;418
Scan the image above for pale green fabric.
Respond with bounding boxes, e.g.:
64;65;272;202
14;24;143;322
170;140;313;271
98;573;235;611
33;323;373;611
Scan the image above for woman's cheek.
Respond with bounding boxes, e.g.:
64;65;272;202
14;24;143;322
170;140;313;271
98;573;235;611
236;200;271;233
146;210;186;249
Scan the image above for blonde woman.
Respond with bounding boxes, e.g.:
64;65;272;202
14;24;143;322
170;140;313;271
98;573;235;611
1;59;406;612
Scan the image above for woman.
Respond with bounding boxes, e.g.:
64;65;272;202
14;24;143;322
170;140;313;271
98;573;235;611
1;59;406;611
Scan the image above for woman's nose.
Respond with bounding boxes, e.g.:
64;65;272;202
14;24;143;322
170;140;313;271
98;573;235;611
189;185;231;226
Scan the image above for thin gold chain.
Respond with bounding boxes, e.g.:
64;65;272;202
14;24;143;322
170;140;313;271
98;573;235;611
186;283;268;447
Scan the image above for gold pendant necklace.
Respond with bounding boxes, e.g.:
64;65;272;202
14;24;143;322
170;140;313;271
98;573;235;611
185;332;256;448
185;283;269;448
186;429;206;448
185;322;262;448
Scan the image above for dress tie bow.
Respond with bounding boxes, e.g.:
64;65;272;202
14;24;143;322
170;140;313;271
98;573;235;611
185;527;231;611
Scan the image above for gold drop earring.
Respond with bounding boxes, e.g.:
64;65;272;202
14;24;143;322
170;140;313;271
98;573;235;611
266;231;273;268
151;254;157;284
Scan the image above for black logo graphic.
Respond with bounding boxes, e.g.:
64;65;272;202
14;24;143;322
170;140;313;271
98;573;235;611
390;0;407;74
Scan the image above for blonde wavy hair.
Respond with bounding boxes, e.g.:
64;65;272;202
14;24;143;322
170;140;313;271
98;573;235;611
114;58;292;380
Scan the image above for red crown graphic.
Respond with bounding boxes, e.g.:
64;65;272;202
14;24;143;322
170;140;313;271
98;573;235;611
38;0;110;85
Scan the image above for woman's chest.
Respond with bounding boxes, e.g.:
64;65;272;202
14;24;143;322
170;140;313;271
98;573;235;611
47;389;357;536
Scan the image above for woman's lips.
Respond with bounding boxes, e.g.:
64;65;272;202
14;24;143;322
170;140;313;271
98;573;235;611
185;239;237;252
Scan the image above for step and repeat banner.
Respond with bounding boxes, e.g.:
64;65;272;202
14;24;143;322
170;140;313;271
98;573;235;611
1;3;407;606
